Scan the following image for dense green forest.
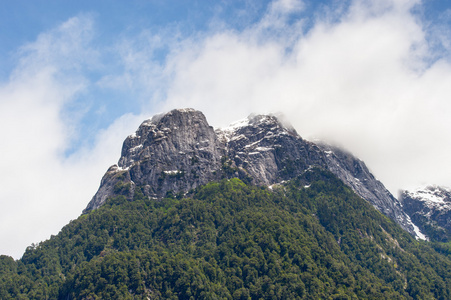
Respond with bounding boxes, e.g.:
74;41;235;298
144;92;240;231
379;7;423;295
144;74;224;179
1;168;450;299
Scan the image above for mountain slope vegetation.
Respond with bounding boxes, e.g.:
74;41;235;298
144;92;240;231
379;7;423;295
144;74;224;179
1;169;450;299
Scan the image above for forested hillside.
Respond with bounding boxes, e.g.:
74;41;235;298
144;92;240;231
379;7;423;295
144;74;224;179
1;169;450;299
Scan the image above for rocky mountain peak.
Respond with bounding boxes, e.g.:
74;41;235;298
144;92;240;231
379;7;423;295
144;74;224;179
83;108;419;238
118;108;219;170
85;108;224;212
400;185;451;241
215;113;324;186
404;185;451;203
216;113;297;143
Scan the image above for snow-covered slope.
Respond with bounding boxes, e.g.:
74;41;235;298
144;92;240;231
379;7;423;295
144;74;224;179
401;185;451;241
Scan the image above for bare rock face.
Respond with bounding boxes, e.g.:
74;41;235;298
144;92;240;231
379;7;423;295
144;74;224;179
317;143;416;235
83;108;417;236
218;114;327;186
84;165;135;211
84;109;225;212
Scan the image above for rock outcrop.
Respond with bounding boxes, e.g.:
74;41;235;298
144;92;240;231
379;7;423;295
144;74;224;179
84;108;417;236
84;109;225;211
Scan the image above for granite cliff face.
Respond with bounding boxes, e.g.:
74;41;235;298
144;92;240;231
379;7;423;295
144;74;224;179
84;109;225;211
84;108;417;236
400;185;451;241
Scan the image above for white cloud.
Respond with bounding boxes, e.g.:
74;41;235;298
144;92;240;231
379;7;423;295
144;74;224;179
0;15;140;259
2;0;451;259
261;0;305;28
159;0;451;194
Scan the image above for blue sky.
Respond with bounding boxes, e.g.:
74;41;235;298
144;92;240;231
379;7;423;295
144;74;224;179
1;0;451;259
0;0;275;152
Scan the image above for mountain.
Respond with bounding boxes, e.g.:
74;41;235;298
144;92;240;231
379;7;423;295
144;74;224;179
400;185;451;242
1;169;451;299
3;108;450;299
85;108;417;236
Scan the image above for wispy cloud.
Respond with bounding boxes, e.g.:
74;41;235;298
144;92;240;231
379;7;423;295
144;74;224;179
0;15;143;258
158;0;451;193
1;0;451;258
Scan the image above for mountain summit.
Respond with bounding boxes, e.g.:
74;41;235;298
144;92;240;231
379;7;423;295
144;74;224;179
3;109;451;299
85;108;418;236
